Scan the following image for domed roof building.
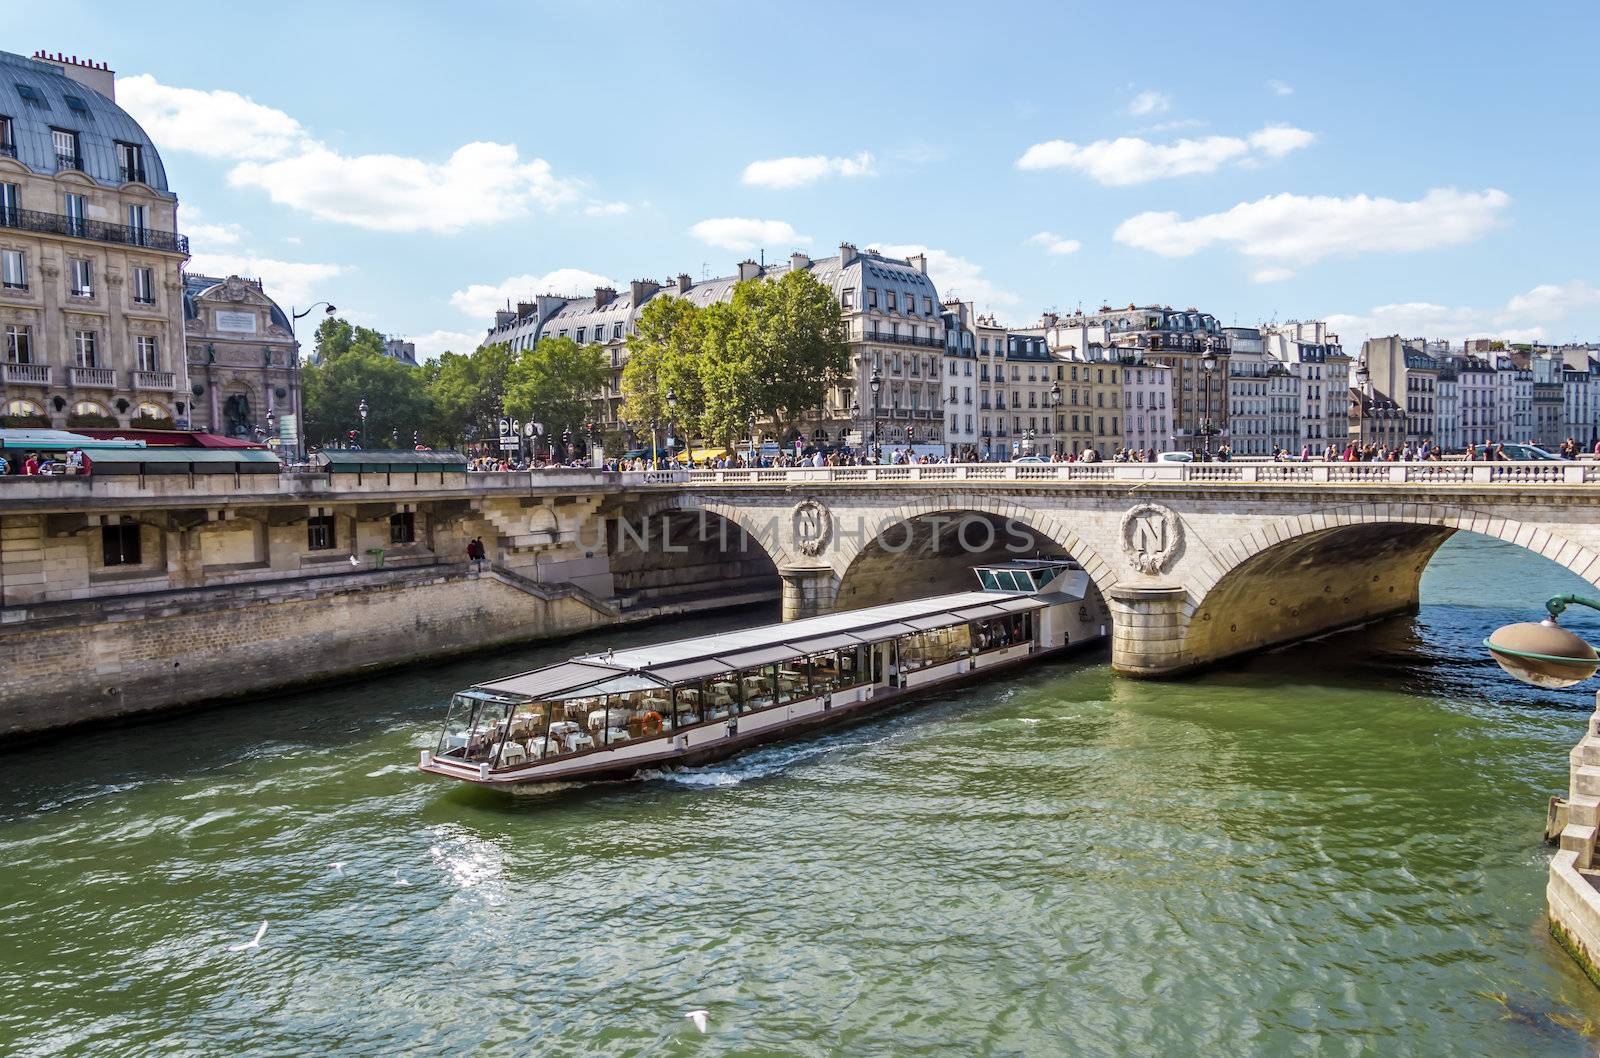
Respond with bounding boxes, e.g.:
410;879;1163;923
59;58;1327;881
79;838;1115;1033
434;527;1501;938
0;49;191;432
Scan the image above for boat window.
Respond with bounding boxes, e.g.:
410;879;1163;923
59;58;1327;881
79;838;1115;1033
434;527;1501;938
775;661;804;705
464;698;513;764
693;672;738;723
546;695;601;757
592;689;672;745
977;569;1001;591
973;613;1032;652
495;702;550;768
436;694;477;757
899;624;973;672
739;667;776;711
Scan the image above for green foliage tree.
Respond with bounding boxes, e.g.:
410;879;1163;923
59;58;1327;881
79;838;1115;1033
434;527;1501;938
312;317;387;363
622;295;708;450
503;336;610;444
302;337;431;448
422;343;515;448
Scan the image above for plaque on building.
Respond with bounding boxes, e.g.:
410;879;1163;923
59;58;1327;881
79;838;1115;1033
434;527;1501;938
215;310;258;333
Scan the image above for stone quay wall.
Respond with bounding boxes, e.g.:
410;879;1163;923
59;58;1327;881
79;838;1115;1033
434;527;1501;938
1548;697;1600;987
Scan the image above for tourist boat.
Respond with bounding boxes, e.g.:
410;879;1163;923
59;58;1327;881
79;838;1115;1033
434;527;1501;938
418;560;1104;788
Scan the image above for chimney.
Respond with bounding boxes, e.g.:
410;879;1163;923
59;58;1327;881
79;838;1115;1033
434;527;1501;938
1041;311;1058;329
907;252;928;275
839;242;858;266
594;286;616;309
515;301;535;320
789;251;811;271
630;278;660;306
495;310;516;330
31;50;116;101
737;259;762;282
676;273;692;294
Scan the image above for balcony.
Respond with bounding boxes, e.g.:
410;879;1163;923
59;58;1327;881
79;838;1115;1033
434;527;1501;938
2;363;51;385
119;165;148;184
55;152;81;172
0;143;15;159
0;206;188;254
69;366;116;388
133;370;176;391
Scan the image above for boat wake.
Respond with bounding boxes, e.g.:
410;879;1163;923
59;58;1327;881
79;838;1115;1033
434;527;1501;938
640;734;883;789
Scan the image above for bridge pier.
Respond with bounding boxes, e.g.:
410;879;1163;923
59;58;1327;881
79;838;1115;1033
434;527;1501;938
780;565;839;621
1108;585;1190;677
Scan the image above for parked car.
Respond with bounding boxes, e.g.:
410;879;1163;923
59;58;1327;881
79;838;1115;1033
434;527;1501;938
1012;455;1048;464
1154;451;1195;463
1496;443;1561;461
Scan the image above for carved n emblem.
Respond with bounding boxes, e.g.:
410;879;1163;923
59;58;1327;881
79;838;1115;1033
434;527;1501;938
792;500;833;556
1120;502;1181;575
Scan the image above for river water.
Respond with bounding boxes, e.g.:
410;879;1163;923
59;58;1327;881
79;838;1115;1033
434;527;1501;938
5;534;1600;1057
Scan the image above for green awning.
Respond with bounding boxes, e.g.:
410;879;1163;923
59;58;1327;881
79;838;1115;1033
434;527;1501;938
88;448;281;474
314;450;467;474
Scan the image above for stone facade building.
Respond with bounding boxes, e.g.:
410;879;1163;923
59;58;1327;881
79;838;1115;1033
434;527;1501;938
0;49;190;430
182;274;300;444
1262;321;1350;447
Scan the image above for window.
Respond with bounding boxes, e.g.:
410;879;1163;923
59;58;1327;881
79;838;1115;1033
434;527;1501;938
136;335;160;371
51;128;79;169
0;181;17;223
73;329;96;367
612;323;623;340
389;512;415;544
116;141;145;183
0;115;12;154
132;266;155;304
126;204;147;242
5;324;31;363
307;515;336;551
575;327;586;343
64;192;86;236
886;291;897;312
866;288;878;308
841;288;855;310
102;522;141;567
924;297;933;315
69;258;92;297
2;248;25;289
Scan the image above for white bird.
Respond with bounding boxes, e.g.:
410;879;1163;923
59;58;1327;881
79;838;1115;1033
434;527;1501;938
230;920;268;951
394;869;411;887
683;1010;708;1034
348;555;360;567
330;862;345;876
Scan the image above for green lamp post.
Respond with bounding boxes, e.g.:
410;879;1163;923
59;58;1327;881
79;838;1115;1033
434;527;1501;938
1486;594;1600;689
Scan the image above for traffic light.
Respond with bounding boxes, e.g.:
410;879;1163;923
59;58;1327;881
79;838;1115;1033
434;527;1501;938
905;425;914;442
347;430;358;444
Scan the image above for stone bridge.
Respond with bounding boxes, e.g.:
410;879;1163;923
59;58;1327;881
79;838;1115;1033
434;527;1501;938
621;461;1600;677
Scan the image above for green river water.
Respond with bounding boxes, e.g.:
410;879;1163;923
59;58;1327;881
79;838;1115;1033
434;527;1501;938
6;534;1600;1057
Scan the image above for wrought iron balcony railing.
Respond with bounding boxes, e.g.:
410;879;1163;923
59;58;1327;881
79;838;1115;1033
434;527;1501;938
0;206;188;254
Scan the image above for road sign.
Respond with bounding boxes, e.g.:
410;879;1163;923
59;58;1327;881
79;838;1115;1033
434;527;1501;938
498;416;519;450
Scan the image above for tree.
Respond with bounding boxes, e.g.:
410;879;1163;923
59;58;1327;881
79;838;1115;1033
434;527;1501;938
503;336;609;445
622;295;708;450
302;345;431;447
729;268;849;426
312;317;386;363
423;343;515;448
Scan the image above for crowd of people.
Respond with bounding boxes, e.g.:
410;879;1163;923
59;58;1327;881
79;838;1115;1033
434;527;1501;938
0;449;94;475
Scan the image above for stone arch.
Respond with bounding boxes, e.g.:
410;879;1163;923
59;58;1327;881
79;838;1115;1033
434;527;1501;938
1179;501;1600;668
832;496;1120;612
609;492;784;613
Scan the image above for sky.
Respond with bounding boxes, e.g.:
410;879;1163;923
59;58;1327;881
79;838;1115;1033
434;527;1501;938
7;0;1598;359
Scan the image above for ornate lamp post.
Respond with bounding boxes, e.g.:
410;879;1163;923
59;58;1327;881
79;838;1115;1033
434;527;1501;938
357;396;368;449
288;301;335;459
1197;352;1219;459
747;411;757;465
869;366;883;462
1487;595;1600;689
1049;381;1063;457
850;399;861;453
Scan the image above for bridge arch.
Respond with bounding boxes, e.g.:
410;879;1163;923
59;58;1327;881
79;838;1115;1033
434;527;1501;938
607;493;785;613
1178;501;1600;669
831;496;1120;619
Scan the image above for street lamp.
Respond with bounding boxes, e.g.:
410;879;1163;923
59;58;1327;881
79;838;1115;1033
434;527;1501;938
1198;352;1219;459
869;366;883;461
1487;595;1600;689
288;301;336;459
1050;382;1063;457
850;399;861;452
747;411;757;465
357;396;368;449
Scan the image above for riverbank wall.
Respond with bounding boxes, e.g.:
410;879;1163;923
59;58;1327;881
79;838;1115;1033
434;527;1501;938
1547;694;1600;987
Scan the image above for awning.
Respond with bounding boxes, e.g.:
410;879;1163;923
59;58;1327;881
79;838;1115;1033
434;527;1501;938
715;645;803;668
953;604;1005;620
315;450;467;473
651;659;733;683
791;633;862;652
905;613;967;632
675;447;728;463
993;597;1048;613
476;660;626;699
851;622;917;640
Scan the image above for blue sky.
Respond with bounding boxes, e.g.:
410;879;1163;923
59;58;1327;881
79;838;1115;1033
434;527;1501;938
7;0;1598;356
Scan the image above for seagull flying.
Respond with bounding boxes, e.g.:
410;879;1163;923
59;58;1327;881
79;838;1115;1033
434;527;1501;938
330;862;345;876
394;869;411;887
230;920;268;951
683;1010;708;1034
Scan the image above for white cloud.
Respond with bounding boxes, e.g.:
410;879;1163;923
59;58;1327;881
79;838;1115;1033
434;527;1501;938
1325;280;1600;345
1026;231;1082;256
1016;125;1314;185
874;242;1019;309
230;142;577;234
1128;91;1171;116
122;75;582;235
118;74;308;160
184;253;342;307
1267;79;1295;96
583;201;631;217
448;268;621;319
1141;118;1207;133
186;221;245;248
741;151;876;189
1114;187;1509;261
1251;267;1295;284
408;329;484;361
688;217;810;251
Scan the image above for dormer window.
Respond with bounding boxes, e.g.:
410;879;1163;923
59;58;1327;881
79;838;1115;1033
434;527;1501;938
116;142;146;184
0;115;13;157
51;128;79;171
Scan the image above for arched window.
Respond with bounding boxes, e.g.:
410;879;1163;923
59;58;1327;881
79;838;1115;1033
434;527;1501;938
6;398;44;416
73;400;109;417
137;401;170;420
